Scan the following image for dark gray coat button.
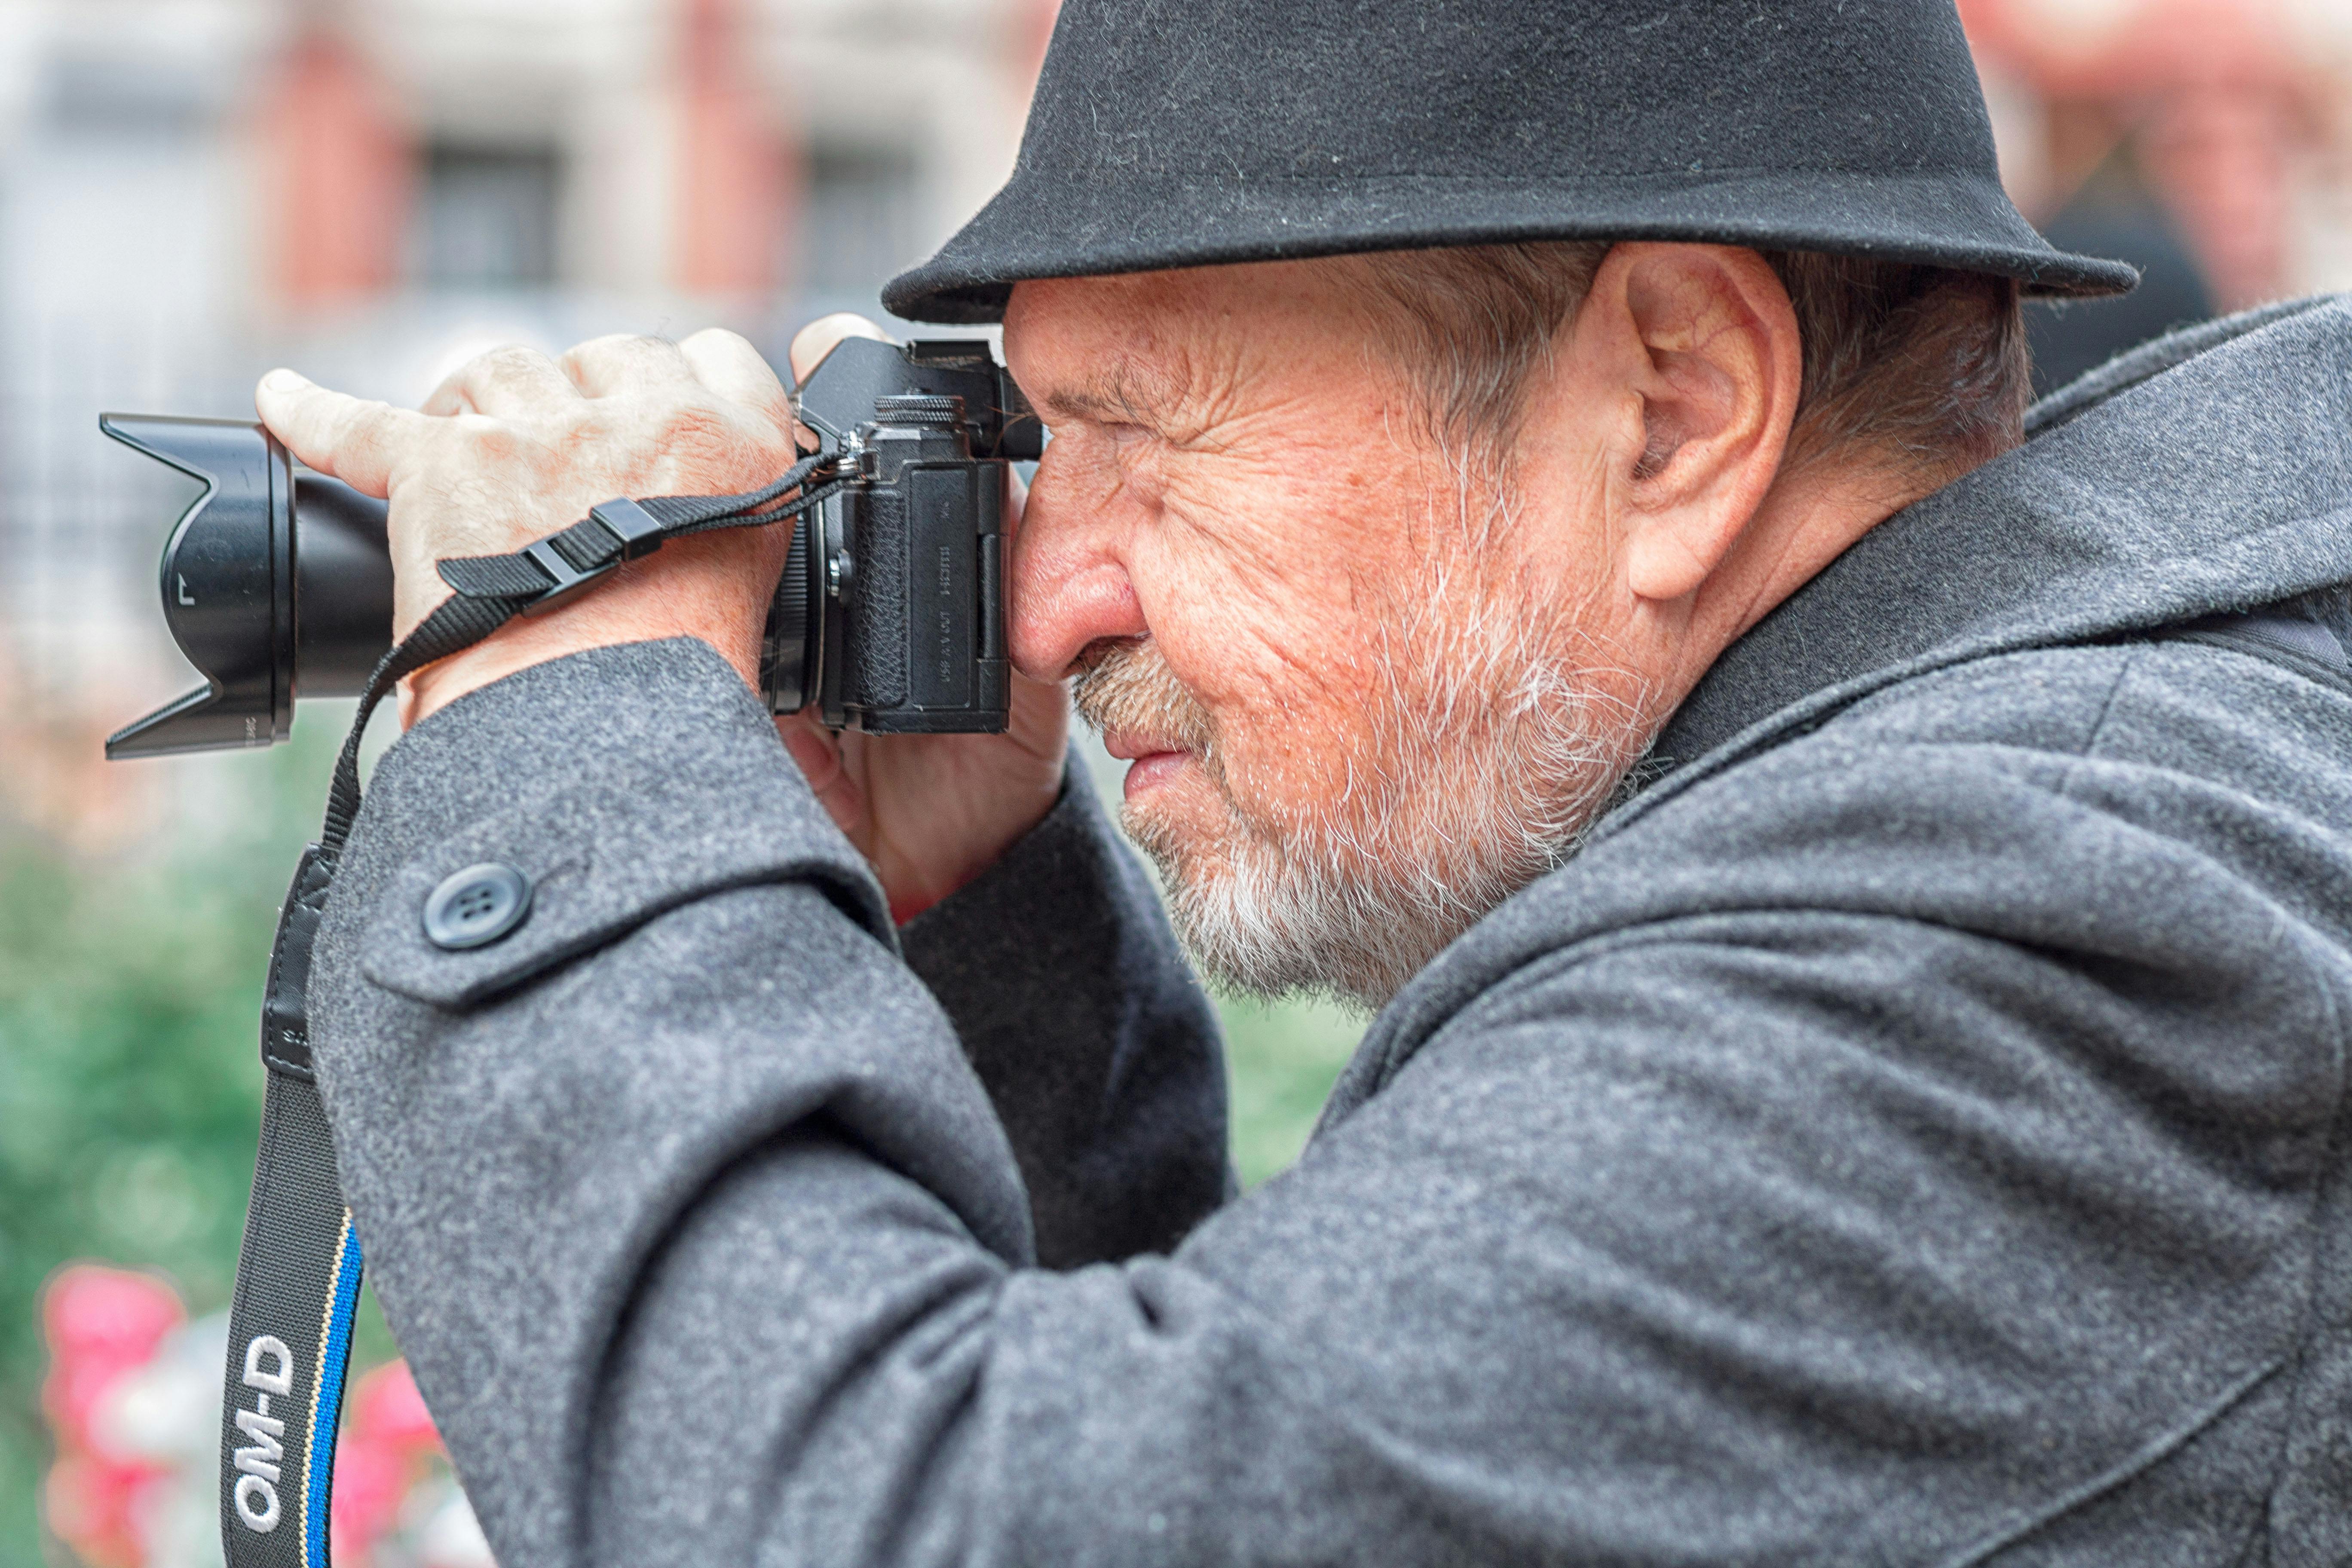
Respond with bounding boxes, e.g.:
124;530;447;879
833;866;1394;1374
423;863;533;950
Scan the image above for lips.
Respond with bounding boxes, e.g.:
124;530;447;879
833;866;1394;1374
1101;732;1190;800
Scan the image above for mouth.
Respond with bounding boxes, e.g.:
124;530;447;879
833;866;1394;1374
1101;732;1191;801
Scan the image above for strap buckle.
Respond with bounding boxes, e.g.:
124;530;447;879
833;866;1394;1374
588;496;668;559
515;539;616;614
517;499;667;615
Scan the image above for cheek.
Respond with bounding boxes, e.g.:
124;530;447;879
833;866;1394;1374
1141;457;1411;818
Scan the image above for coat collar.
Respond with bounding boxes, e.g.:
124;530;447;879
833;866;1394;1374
1324;295;2352;1128
1642;294;2352;813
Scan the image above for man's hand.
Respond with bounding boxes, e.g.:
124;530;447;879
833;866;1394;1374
257;318;1069;923
256;329;799;729
776;315;1069;924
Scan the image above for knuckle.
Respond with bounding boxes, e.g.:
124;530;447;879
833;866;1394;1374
680;325;741;351
470;343;545;382
654;401;788;490
463;417;526;465
658;400;735;451
557;332;633;373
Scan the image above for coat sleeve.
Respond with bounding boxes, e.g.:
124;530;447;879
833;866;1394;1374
307;637;2343;1567
898;762;1234;1267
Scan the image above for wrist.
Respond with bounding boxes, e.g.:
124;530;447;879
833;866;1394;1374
398;534;782;727
403;621;762;728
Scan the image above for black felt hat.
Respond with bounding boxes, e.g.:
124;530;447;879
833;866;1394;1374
882;0;2136;324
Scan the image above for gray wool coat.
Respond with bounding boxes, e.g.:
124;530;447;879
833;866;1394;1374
309;298;2352;1565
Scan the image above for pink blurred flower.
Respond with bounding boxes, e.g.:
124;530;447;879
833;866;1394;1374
332;1359;455;1558
331;1435;413;1559
40;1266;182;1568
42;1267;182;1447
40;1261;490;1568
350;1359;441;1454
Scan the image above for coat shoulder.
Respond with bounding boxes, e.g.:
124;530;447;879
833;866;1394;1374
1349;630;2352;1099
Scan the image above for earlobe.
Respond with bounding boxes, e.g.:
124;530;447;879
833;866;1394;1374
1623;517;1718;602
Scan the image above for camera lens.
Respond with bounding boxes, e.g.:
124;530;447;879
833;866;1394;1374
760;501;823;715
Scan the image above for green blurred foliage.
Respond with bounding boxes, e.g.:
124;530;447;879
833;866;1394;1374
1222;996;1363;1188
0;723;1358;1566
0;716;392;1568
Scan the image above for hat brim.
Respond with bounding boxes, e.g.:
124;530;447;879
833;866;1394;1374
885;168;2137;324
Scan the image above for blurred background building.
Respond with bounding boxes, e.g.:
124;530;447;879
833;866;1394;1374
6;0;2352;1563
1963;0;2352;386
0;0;1051;836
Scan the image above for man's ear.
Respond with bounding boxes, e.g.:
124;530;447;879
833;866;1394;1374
1568;244;1801;605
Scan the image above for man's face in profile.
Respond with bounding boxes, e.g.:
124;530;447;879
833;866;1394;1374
1003;260;1657;1006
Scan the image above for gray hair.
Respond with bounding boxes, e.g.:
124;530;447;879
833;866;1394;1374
1347;241;2031;484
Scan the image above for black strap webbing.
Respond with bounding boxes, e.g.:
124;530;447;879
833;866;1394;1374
218;451;841;1568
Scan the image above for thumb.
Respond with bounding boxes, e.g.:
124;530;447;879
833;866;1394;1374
255;368;431;500
776;713;864;838
788;313;894;386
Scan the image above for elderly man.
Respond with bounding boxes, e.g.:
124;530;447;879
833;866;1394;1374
259;0;2352;1561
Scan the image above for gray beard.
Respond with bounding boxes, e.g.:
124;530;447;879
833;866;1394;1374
1075;608;1656;1012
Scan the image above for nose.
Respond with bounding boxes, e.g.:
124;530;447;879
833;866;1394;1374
1008;445;1150;679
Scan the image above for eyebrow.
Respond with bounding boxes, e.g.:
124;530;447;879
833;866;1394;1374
1036;363;1178;426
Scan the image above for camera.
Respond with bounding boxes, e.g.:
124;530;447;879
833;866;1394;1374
102;337;1041;759
761;336;1039;731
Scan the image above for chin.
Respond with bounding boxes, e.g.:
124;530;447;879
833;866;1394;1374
1118;773;1232;879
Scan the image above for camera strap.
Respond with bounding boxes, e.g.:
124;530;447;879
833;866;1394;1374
220;448;846;1568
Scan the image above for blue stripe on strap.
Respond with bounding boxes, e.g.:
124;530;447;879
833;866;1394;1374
302;1214;364;1568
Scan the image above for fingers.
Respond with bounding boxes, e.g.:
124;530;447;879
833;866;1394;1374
423;343;581;418
776;714;864;836
256;369;431;498
677;328;793;432
789;312;892;385
777;714;842;788
558;334;700;398
1003;664;1072;765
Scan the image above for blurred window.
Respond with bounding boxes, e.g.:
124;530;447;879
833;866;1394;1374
43;53;216;138
418;145;562;290
799;142;922;296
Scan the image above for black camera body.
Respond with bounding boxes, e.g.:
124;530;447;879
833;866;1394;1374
763;337;1038;733
103;337;1039;760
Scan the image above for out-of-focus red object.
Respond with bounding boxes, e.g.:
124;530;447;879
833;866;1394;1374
42;1262;477;1568
674;0;796;295
329;1438;412;1559
43;1266;182;1417
332;1360;450;1556
42;1453;151;1568
254;27;414;307
351;1358;441;1453
40;1266;183;1568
